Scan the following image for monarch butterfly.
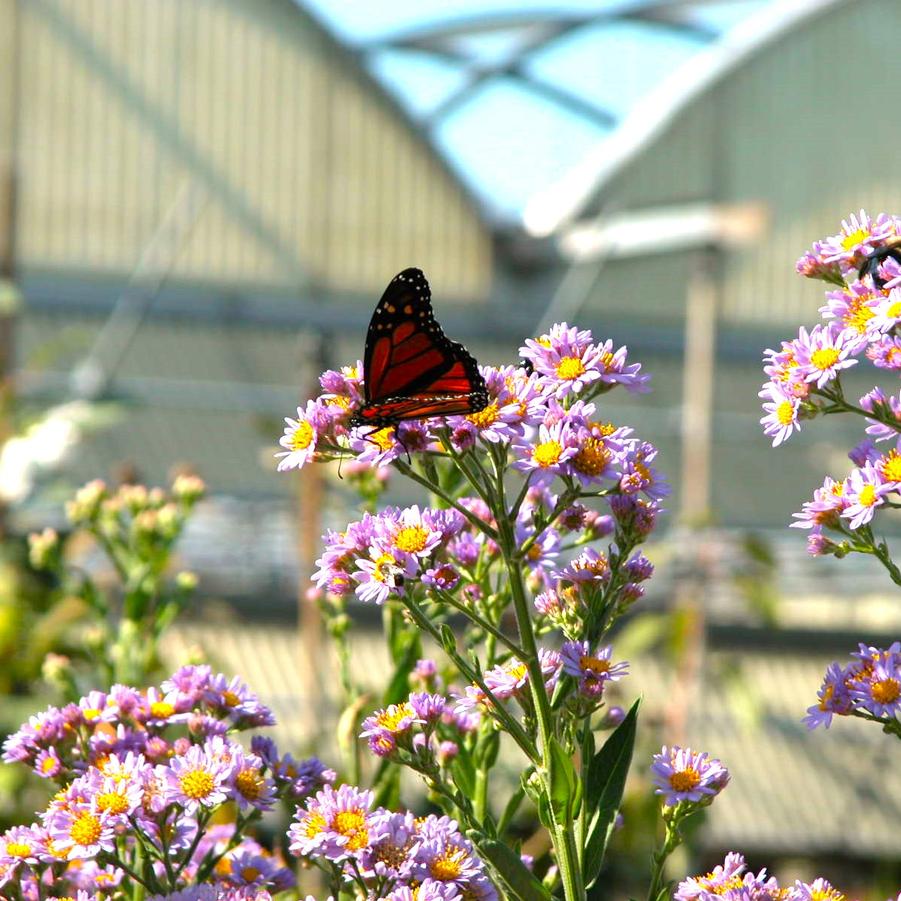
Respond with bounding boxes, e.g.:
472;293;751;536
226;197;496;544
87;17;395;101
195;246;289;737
348;268;489;431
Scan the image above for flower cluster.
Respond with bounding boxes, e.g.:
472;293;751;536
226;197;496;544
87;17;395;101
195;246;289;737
804;642;901;730
277;323;653;480
0;666;334;898
650;745;730;809
761;211;901;552
675;851;846;901
289;787;496;901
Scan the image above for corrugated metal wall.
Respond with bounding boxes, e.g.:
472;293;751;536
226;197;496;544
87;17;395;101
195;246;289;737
9;0;492;298
583;0;901;328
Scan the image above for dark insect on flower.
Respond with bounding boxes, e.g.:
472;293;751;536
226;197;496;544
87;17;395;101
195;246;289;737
858;237;901;289
348;268;488;431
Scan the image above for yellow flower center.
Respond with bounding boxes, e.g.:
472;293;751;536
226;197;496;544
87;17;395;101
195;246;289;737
701;874;744;894
291;420;315;451
889;347;901;366
373;553;399;584
82;708;101;722
533;440;563;468
505;662;529;683
599;351;616;371
810;347;840;370
872;678;900;704
179;769;215;801
96;792;129;815
810;888;845;901
843;297;875;333
376;702;416;734
430;845;467;881
235;768;265;800
841;227;868;251
241;865;261;882
6;842;31;857
579;656;611;676
333;810;369;851
304;811;327;838
376;841;410;868
150;701;175;719
888;301;901;318
395;525;430;554
595;421;616;437
40;756;58;774
573;438;610;476
858;485;877;507
881;450;901;482
467;400;499;429
669;767;701;793
776;400;795;426
70;813;102;847
370;427;396;451
536;336;552;348
556;356;586;380
222;690;241;707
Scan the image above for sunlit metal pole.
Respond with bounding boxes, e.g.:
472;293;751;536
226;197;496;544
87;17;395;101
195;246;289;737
679;250;718;523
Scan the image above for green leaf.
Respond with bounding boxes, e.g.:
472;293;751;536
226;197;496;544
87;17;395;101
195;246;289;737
450;751;476;801
479;839;553;901
583;698;640;888
496;784;526;836
548;736;580;823
439;623;458;656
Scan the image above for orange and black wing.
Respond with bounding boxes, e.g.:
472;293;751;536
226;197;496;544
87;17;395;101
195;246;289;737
357;268;487;425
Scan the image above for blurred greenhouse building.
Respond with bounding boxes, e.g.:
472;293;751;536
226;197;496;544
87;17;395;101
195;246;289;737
2;0;901;886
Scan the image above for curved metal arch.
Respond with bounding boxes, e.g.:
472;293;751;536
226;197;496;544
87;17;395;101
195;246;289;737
365;3;718;134
523;0;849;236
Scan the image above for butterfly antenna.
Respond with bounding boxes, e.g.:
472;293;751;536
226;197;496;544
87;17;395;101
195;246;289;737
395;426;412;465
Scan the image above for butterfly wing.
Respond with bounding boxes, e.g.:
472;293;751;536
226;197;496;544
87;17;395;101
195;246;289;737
359;268;487;423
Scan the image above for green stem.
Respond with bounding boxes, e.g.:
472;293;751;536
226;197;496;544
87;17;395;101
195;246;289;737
395;459;498;541
433;588;526;657
491;450;585;901
647;817;684;901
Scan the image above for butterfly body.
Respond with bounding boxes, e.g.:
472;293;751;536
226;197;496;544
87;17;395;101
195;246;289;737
349;268;488;430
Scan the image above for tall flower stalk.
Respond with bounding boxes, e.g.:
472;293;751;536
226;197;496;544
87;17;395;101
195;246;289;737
280;322;662;901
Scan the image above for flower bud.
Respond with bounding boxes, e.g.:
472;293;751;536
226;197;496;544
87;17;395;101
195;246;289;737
28;528;59;570
172;474;206;505
65;479;107;524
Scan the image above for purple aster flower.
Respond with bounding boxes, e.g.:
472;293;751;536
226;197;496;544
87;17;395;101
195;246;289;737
448;532;481;567
868;286;901;332
410;692;447;725
360;810;419;880
44;799;116;861
553;547;610;584
511;421;579;486
560;641;628;698
361;701;422;741
790;877;845;901
849;659;901;719
841;463;892;529
673;852;765;901
618;440;669;499
593;339;650;394
514;521;560;571
790;476;847;531
861;388;901;442
276;399;330;471
423;563;461;591
650;745;730;807
796;246;843;283
162;742;232;813
288;784;377;862
819;282;879;349
820;209;894;270
793;324;858;388
759;381;801;447
411;830;483;890
33;747;62;779
354;550;417;605
520;323;603;397
867;333;901;370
